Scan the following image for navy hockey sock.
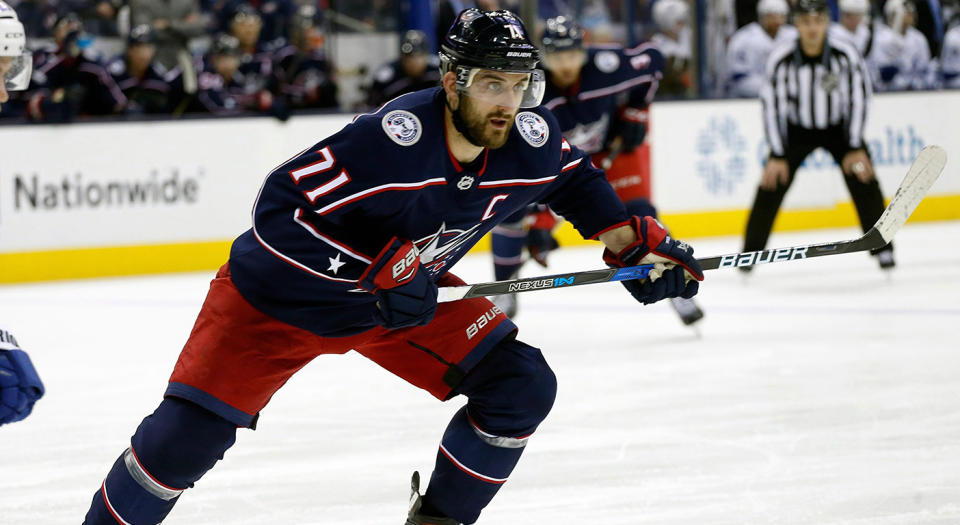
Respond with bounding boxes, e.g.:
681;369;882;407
491;224;526;281
83;397;237;524
423;339;557;524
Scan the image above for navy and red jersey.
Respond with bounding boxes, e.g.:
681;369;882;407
106;57;186;114
26;49;127;120
542;44;665;154
273;45;339;110
228;87;629;337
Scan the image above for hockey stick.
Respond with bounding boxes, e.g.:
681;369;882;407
438;145;946;303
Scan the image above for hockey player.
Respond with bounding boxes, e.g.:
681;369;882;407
651;0;693;97
25;13;128;121
490;16;704;325
366;29;442;109
106;25;186;115
0;4;45;428
829;0;873;57
0;0;31;112
273;4;338;110
192;33;287;119
940;22;960;87
82;9;702;525
725;0;796;98
868;0;934;91
0;328;44;427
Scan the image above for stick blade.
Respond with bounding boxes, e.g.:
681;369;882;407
875;145;947;243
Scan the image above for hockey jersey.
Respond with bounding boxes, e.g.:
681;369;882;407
542;45;665;154
726;22;798;98
939;25;960;88
228;87;629;336
829;22;872;58
868;23;933;90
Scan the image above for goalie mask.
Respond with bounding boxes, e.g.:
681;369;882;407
0;1;31;91
440;8;544;109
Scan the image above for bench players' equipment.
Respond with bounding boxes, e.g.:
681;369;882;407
0;330;45;426
437;145;945;302
359;237;438;329
0;1;32;91
602;216;703;305
406;471;460;525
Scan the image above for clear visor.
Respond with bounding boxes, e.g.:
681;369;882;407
458;66;545;109
3;54;32;91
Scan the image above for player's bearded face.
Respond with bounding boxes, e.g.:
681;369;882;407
458;93;516;149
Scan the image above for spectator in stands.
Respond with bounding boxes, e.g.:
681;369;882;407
130;0;204;77
651;0;693;97
829;0;873;57
106;24;186;114
192;32;286;119
725;0;795;97
365;29;440;108
868;0;934;90
273;4;337;110
25;12;127;121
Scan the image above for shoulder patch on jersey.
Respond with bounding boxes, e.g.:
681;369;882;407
381;110;422;146
594;51;620;73
515;112;549;148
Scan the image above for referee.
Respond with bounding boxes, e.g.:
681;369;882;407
744;0;894;270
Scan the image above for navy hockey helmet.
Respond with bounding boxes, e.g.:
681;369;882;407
541;16;584;53
793;0;829;14
439;9;545;108
400;29;429;56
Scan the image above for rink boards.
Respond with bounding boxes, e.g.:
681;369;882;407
1;91;957;283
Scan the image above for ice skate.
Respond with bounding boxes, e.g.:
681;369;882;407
491;292;518;318
875;249;895;270
670;296;704;326
406;472;460;525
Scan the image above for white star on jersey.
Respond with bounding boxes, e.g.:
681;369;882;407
327;253;346;274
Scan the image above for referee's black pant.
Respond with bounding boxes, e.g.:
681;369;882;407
743;126;892;256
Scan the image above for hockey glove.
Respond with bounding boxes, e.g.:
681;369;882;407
0;330;45;426
358;237;438;330
526;207;560;267
602;216;703;305
617;107;648;151
527;228;559;268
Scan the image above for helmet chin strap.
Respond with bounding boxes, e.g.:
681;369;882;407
445;92;486;148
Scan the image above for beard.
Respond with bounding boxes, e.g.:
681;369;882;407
458;95;515;149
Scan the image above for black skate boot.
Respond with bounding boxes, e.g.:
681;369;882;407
491;292;518;318
874;248;895;270
405;472;460;525
670;296;704;326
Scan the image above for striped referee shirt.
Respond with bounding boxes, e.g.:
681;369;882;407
760;36;871;158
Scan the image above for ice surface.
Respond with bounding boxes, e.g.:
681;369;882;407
1;222;959;524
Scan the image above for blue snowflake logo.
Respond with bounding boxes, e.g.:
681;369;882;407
695;116;747;195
